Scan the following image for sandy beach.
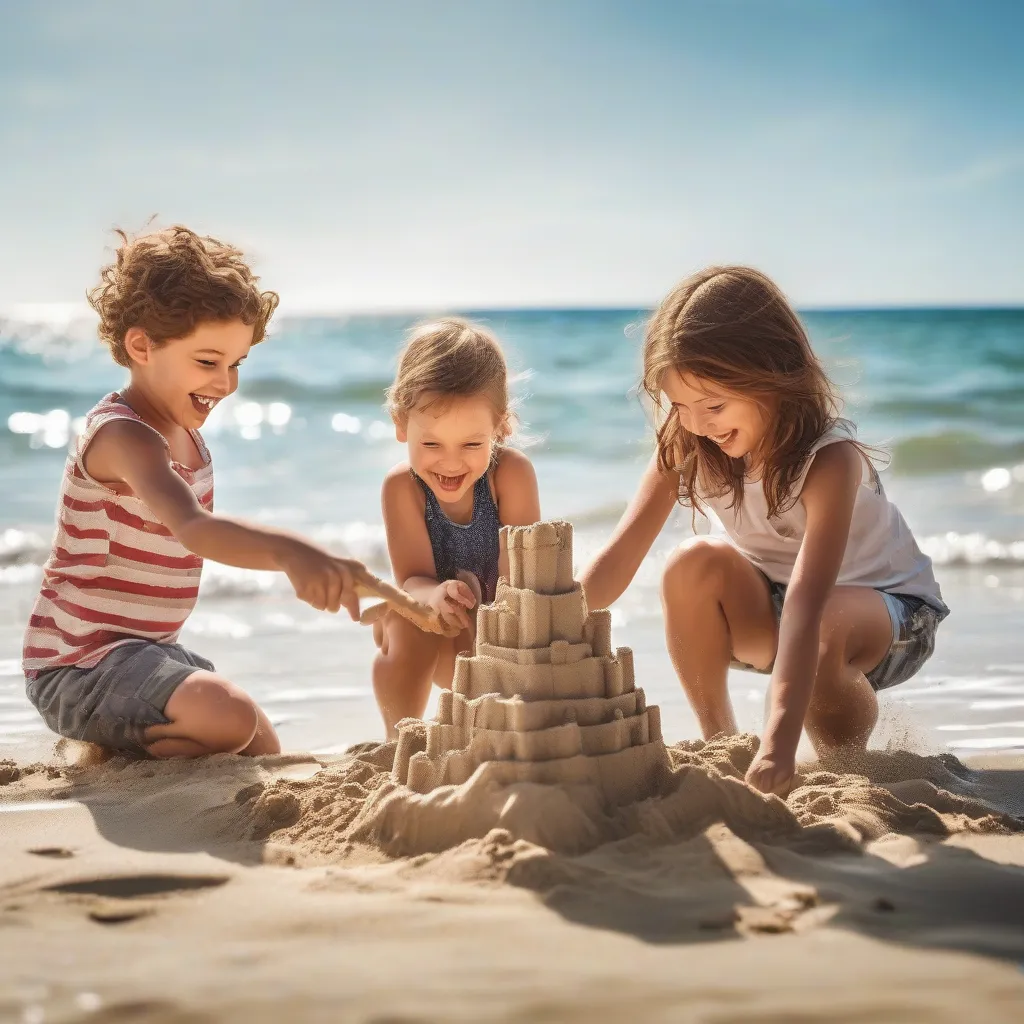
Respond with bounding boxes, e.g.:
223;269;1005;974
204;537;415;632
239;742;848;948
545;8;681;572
2;735;1023;1024
4;0;1023;1018
3;522;1024;1024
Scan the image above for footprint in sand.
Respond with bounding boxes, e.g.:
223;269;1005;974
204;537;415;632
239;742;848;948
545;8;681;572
43;873;230;926
45;873;229;898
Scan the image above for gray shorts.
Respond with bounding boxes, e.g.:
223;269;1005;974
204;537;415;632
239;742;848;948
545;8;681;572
26;641;215;756
732;581;949;692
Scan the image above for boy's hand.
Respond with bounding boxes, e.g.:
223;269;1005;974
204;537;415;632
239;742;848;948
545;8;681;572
428;579;477;633
280;544;361;620
745;747;797;799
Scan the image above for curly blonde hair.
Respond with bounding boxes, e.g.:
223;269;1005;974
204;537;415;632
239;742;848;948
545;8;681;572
87;225;279;367
386;317;514;439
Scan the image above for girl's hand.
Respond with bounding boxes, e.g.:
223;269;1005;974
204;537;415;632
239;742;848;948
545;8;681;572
429;579;477;633
745;748;796;799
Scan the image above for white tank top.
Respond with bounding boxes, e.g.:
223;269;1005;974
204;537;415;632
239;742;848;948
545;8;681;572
698;419;946;611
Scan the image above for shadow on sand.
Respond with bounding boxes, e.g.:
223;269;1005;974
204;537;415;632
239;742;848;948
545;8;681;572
7;745;1024;968
502;761;1024;963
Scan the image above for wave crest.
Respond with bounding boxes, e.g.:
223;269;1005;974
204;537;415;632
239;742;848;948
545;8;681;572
920;531;1024;566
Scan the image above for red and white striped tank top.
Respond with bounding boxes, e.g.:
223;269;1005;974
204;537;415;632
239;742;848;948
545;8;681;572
23;393;214;679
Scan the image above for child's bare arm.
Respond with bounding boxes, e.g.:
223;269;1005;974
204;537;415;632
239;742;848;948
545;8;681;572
85;420;360;616
579;454;678;611
493;449;541;581
380;466;474;631
749;442;861;793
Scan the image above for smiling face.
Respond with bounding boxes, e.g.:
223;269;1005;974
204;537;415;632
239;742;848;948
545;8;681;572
662;370;771;463
123;319;254;430
397;394;500;510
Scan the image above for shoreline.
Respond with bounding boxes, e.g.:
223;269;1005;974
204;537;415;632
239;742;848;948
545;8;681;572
5;566;1024;764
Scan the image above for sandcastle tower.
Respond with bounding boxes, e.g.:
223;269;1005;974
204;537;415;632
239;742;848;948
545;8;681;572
392;521;670;806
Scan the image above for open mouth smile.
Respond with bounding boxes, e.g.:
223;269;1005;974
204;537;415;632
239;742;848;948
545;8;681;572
710;430;737;447
190;394;220;415
432;472;468;492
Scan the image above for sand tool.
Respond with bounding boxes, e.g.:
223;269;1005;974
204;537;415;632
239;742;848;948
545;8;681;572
351;565;460;637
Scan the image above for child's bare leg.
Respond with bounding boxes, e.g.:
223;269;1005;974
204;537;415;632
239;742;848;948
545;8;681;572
239;703;282;756
432;571;480;685
804;587;891;753
143;672;281;758
432;625;474;689
372;573;479;738
662;538;778;739
373;613;444;738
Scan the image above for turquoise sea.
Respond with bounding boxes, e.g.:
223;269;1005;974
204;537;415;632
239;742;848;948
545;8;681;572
1;307;1022;757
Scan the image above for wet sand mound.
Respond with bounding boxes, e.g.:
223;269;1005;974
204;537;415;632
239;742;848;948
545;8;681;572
238;733;1022;865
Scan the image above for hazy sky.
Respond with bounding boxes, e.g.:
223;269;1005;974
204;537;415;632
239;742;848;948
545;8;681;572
1;0;1022;311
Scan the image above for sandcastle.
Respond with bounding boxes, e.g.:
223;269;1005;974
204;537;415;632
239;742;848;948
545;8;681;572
236;520;1024;860
391;521;672;807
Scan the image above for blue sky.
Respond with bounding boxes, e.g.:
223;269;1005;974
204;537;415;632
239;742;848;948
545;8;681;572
1;0;1021;311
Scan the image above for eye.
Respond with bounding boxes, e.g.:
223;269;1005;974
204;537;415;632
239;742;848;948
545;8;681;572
197;359;217;368
422;441;440;448
463;442;484;449
229;362;242;370
707;404;724;413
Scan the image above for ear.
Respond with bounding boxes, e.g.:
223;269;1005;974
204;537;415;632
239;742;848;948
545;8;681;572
123;327;153;366
391;411;408;443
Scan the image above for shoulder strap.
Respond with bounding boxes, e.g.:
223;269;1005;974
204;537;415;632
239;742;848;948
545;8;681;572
411;469;440;513
791;419;865;496
74;394;171;485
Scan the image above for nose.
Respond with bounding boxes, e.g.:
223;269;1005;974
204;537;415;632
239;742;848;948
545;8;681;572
211;366;234;396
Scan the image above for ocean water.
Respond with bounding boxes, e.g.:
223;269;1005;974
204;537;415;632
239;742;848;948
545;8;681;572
1;307;1022;758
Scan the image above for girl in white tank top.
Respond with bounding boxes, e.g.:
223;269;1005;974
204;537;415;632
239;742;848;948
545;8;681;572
581;266;948;800
702;416;945;610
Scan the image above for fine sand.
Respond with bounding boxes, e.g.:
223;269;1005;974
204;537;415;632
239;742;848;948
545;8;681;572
2;737;1023;1024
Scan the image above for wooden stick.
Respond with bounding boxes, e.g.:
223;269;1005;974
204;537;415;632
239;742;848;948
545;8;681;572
350;565;460;637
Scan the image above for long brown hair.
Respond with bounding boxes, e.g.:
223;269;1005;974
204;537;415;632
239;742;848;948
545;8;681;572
643;266;868;519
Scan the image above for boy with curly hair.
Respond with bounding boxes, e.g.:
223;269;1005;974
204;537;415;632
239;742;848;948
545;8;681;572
23;226;366;759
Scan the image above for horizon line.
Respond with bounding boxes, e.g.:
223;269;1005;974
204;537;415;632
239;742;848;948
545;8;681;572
276;302;1024;317
3;301;1024;326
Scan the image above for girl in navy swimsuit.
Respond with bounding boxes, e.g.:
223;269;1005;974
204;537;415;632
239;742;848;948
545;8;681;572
372;318;541;737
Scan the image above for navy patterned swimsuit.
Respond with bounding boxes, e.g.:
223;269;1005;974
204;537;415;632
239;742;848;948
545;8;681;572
415;471;501;603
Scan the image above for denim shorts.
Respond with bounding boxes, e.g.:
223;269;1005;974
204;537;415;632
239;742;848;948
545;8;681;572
732;580;949;692
26;641;215;755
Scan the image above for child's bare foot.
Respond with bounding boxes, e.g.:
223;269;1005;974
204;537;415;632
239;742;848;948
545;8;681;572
55;738;116;768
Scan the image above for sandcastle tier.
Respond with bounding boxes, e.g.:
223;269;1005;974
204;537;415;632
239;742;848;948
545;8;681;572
392;521;671;807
